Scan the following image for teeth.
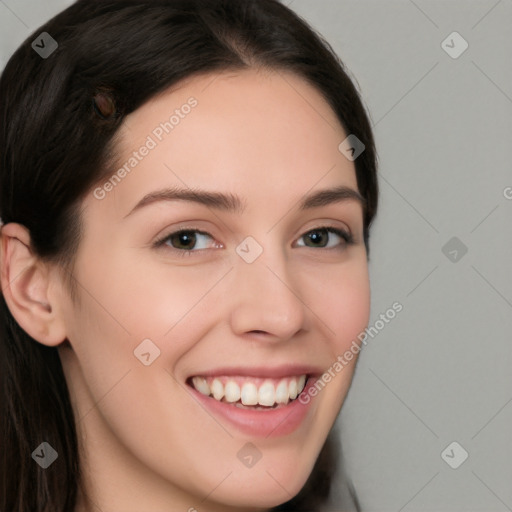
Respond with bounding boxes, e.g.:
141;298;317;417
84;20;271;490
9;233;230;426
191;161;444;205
224;380;241;403
275;380;288;404
241;382;258;405
211;378;224;401
289;379;298;400
298;375;306;392
190;374;308;407
191;376;210;396
258;381;276;406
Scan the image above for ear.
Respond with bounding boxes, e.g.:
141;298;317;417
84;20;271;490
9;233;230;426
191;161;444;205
0;222;67;347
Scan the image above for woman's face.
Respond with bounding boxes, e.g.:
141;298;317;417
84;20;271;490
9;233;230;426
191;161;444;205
57;68;370;511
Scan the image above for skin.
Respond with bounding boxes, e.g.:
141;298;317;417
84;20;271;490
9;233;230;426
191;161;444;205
0;68;370;512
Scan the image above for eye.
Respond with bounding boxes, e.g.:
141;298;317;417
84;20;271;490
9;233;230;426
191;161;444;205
295;226;353;249
153;229;220;256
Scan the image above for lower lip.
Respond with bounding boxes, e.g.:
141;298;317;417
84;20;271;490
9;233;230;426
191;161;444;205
187;377;317;438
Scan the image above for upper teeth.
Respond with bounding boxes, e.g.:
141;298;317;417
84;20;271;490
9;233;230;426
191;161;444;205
191;375;307;407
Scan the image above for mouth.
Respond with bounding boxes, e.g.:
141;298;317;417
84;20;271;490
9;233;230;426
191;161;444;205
184;365;321;437
186;374;308;410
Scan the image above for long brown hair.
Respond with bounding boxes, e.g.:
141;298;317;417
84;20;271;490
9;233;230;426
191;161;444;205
0;1;378;510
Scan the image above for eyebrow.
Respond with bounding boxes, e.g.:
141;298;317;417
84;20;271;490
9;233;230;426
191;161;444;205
123;184;365;219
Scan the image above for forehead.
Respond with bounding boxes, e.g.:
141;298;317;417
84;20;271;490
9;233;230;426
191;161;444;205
87;68;358;220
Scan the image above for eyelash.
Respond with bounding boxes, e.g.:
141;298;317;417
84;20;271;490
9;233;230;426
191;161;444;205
153;226;354;258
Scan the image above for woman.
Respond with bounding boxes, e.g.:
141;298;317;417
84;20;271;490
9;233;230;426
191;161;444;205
0;1;379;510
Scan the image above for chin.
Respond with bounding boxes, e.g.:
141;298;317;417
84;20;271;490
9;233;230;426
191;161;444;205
199;448;318;509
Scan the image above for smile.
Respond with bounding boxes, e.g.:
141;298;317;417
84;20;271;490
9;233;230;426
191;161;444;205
185;369;319;437
189;374;307;409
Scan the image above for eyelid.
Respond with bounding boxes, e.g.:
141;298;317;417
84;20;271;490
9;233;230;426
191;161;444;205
300;221;352;238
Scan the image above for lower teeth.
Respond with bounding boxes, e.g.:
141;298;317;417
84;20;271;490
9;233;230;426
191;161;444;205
231;400;289;410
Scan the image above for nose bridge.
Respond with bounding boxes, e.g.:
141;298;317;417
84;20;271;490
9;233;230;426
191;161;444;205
228;235;307;340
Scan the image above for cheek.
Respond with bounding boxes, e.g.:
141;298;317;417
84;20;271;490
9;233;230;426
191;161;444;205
71;244;222;348
302;255;370;416
334;268;370;351
62;251;232;438
306;255;371;353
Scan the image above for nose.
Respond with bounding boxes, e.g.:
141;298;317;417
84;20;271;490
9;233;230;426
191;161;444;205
228;244;309;343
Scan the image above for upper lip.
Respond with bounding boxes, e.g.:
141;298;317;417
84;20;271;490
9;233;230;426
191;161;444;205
186;364;323;380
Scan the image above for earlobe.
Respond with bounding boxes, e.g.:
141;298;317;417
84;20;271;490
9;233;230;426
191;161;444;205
0;222;67;347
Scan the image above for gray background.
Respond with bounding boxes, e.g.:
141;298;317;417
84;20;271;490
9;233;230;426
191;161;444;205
1;1;511;511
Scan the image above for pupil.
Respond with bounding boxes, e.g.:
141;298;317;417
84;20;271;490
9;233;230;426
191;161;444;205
308;229;326;247
175;231;195;249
